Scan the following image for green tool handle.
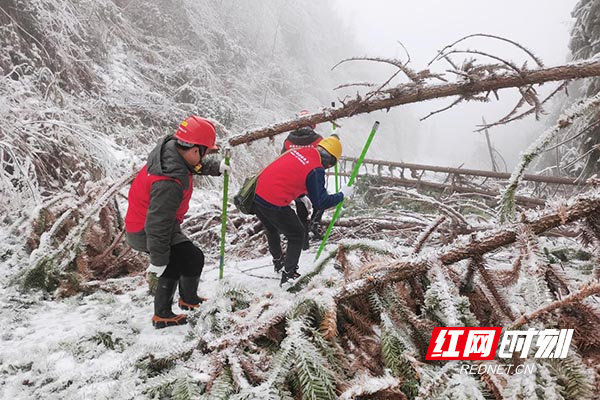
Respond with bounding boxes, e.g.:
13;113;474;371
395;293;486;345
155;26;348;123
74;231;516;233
219;147;231;279
315;121;380;260
349;121;379;186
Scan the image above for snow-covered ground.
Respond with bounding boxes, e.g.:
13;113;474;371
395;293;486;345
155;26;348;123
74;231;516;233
0;245;334;399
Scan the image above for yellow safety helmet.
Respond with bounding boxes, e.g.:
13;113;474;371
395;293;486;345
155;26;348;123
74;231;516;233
318;135;342;161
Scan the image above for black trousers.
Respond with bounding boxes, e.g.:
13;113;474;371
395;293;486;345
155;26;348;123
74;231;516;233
255;203;305;273
295;198;309;245
161;241;204;279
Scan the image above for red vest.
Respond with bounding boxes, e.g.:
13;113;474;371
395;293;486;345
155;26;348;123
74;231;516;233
256;147;322;206
125;165;193;232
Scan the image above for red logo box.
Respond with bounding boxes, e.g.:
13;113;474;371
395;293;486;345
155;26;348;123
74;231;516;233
425;327;502;360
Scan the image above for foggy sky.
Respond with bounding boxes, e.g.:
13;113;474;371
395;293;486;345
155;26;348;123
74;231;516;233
333;0;577;67
331;0;580;170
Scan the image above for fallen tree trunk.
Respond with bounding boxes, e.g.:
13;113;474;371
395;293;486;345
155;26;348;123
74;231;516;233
325;215;578;239
338;172;546;207
328;217;426;230
207;190;600;352
340;157;580;185
439;195;599;265
229;60;600;146
339;190;600;300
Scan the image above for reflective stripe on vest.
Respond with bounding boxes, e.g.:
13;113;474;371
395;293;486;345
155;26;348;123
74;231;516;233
125;165;193;232
255;147;321;206
283;137;322;151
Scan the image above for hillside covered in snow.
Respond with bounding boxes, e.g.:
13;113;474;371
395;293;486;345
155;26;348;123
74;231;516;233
1;1;600;399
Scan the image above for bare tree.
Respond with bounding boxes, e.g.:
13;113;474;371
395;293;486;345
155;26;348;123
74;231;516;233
229;60;600;146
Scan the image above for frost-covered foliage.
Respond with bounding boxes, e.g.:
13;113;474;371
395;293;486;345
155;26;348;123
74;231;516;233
1;1;600;399
2;180;599;399
566;0;600;175
530;0;600;178
499;91;600;222
424;265;478;327
131;206;599;399
501;0;600;209
0;0;358;287
504;355;595;400
0;0;350;219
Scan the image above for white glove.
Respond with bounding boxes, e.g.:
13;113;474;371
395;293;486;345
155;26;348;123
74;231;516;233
340;185;354;199
147;264;167;277
219;159;232;175
298;196;312;213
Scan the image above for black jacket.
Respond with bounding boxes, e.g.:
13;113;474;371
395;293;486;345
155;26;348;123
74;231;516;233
281;127;322;153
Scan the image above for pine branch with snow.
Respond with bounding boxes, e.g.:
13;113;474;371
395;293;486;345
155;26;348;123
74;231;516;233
424;265;479;327
499;93;600;222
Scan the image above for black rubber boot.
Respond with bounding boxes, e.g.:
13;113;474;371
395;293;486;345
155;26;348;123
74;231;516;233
178;275;205;310
152;277;187;329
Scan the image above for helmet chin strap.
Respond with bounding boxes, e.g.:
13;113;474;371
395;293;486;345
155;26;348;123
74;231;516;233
193;163;202;174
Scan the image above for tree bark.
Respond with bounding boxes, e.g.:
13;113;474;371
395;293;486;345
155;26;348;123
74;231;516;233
229;60;600;146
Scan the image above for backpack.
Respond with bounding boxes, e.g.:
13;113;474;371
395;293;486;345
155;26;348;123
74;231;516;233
233;174;258;214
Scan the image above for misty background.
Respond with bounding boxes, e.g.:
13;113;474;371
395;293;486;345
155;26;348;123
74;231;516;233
0;0;589;221
326;0;579;170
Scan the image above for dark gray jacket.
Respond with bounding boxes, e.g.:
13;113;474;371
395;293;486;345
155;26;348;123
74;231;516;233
126;135;220;265
281;127;322;153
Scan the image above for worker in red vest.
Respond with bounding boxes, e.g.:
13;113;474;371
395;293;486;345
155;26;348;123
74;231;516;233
280;110;323;250
125;116;231;328
254;135;354;285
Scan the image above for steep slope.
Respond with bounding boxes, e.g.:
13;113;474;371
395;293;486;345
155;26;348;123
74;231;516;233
0;0;358;284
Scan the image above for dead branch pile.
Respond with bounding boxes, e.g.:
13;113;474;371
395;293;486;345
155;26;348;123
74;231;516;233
17;173;146;296
139;190;600;399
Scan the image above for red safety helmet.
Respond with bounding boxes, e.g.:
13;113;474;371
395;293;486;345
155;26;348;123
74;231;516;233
174;116;218;149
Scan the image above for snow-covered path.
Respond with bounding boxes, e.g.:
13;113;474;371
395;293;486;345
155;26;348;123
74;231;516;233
0;249;324;399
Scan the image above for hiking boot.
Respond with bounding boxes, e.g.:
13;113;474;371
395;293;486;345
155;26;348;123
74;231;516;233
273;255;285;273
280;267;301;286
152;277;187;329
